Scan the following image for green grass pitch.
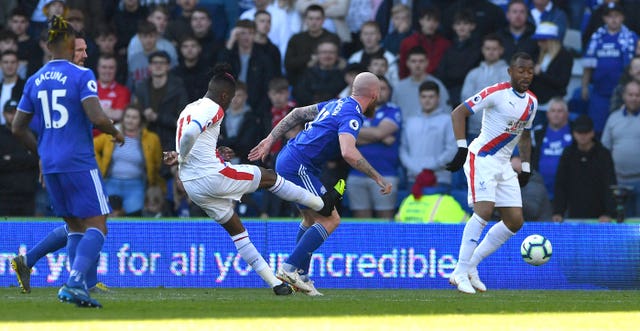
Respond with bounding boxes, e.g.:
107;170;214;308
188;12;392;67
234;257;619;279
1;288;639;331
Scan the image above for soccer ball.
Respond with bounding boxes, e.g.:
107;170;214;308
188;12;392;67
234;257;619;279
520;234;552;266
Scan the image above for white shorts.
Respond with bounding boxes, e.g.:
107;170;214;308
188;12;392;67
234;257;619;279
464;152;522;208
181;164;261;223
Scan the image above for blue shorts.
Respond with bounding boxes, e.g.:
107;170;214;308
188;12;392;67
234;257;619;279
275;147;326;210
44;169;112;218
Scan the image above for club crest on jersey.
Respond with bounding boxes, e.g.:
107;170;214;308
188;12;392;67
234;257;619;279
349;119;360;130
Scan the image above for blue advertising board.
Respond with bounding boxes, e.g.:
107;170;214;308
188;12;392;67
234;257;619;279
1;220;638;290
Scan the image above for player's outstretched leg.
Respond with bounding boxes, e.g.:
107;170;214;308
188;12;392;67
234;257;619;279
11;255;31;294
266;174;344;217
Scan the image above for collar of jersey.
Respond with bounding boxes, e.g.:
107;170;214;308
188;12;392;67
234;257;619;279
511;88;526;99
623;107;640;117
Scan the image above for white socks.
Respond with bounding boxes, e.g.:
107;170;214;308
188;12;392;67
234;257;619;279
231;231;282;288
268;174;323;211
468;221;515;269
455;213;488;274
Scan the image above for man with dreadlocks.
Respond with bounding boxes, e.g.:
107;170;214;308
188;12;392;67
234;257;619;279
162;63;343;295
11;15;124;308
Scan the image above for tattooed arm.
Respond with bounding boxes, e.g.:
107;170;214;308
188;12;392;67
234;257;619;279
339;134;392;195
248;104;319;162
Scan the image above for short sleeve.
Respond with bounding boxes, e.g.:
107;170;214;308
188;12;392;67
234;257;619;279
338;112;363;139
79;69;99;101
464;84;499;114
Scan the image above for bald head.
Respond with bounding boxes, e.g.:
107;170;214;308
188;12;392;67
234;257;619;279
352;72;380;99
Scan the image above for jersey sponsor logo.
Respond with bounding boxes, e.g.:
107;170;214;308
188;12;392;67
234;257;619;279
472;94;482;104
349;119;360;131
87;80;98;93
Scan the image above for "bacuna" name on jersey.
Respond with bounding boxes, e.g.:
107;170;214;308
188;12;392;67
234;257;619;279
35;71;68;86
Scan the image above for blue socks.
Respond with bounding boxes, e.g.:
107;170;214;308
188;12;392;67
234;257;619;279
295;223;309;244
85;256;100;289
66;232;83;269
25;225;68;268
286;223;329;274
67;228;105;288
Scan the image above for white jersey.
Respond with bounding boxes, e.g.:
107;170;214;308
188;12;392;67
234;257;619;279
464;82;538;161
176;97;226;181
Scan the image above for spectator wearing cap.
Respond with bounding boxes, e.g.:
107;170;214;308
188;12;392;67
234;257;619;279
529;22;573;121
132;50;188;151
0;99;39;216
582;0;623;51
0;50;24;126
553;114;616;222
581;2;638;136
602;80;640;217
127;20;178;90
529;0;568;41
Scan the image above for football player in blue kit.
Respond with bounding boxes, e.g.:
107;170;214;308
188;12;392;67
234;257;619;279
249;72;393;295
11;16;124;308
12;33;109;296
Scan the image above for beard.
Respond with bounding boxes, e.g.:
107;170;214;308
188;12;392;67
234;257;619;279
363;99;377;117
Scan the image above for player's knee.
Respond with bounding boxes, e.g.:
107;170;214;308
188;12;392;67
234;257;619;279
258;167;277;187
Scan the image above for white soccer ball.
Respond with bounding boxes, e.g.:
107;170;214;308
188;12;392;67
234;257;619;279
520;234;552;266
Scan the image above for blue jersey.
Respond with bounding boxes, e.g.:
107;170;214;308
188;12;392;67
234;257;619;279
584;25;637;96
284;97;365;171
18;59;99;174
349;102;402;177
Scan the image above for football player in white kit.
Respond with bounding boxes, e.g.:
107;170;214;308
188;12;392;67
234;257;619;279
163;64;341;295
445;52;538;294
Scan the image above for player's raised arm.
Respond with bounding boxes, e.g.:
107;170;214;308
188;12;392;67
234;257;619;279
248;104;319;162
82;97;124;145
339;133;392;194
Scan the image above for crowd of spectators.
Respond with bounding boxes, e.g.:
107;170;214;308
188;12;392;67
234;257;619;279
1;0;640;223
